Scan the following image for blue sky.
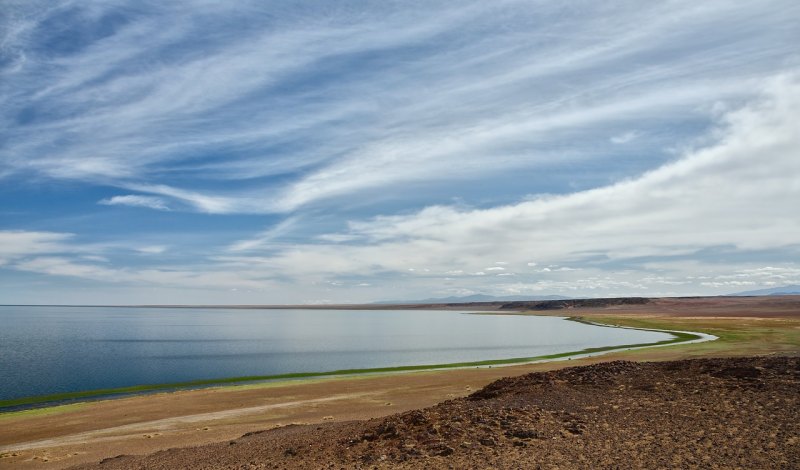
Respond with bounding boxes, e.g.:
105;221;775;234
1;0;799;304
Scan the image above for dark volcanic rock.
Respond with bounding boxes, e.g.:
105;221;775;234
499;297;650;311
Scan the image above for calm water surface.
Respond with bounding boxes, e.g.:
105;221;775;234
0;306;673;400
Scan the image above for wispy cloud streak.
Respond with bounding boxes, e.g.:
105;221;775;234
99;195;170;211
2;1;798;213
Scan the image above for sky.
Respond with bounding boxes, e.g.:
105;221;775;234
1;0;799;304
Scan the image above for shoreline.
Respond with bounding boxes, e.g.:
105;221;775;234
1;297;797;469
0;314;710;412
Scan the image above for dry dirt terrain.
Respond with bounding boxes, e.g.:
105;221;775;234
69;356;800;469
1;296;798;469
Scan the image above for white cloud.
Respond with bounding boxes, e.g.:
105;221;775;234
3;1;798;214
1;1;510;212
136;245;167;255
228;218;298;252
202;74;800;289
0;231;274;294
700;280;757;287
2;2;799;302
317;233;360;243
99;195;170;211
15;256;119;281
610;131;639;144
125;184;242;214
14;256;277;291
272;79;752;212
0;230;73;262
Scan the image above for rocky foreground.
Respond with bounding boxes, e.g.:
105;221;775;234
75;356;799;469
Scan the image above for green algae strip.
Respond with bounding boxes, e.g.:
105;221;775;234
0;318;704;411
0;403;86;422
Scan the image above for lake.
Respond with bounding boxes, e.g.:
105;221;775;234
0;306;674;401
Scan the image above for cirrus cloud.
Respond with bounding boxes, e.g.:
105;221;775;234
99;195;170;211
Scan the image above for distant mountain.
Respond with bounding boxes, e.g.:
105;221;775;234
374;294;570;305
729;285;800;296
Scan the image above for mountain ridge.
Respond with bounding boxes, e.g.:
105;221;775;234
729;285;800;296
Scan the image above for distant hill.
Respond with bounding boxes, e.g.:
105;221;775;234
729;285;800;296
375;294;570;305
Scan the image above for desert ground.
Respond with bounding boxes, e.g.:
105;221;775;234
1;296;798;469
